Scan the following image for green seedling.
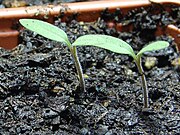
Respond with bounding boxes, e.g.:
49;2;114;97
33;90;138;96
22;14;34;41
19;19;86;92
20;19;169;108
73;35;169;108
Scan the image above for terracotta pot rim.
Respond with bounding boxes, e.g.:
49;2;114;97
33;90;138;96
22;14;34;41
0;0;180;19
0;0;149;19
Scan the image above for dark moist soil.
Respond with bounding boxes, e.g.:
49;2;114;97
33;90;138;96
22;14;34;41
0;5;180;135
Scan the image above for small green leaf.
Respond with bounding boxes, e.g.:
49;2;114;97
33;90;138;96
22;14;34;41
137;41;169;56
73;34;136;59
19;19;71;47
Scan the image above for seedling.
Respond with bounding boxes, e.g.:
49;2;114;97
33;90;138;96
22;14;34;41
19;19;86;92
20;19;169;108
73;35;169;108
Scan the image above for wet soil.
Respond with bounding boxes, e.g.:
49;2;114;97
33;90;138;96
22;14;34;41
0;5;180;135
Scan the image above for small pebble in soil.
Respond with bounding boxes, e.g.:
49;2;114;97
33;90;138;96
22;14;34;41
144;57;157;69
171;57;180;72
171;57;180;67
51;86;65;93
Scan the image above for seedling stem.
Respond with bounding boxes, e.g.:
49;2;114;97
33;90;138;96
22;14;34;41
135;57;149;108
70;46;85;92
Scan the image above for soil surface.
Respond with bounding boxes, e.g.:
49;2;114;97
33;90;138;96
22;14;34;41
0;4;180;135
